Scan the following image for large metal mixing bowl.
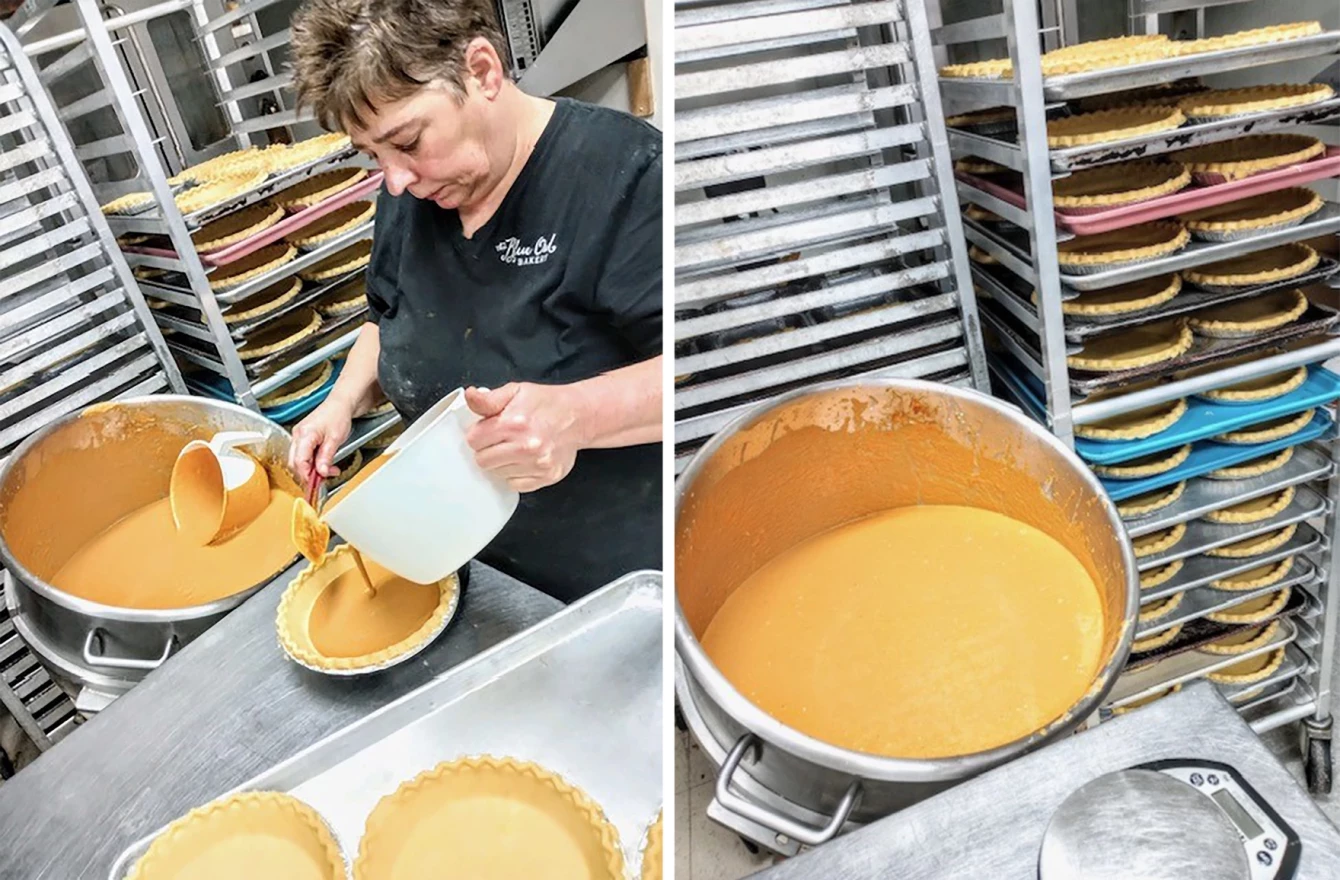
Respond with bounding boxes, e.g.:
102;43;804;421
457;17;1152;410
0;395;303;695
675;379;1138;851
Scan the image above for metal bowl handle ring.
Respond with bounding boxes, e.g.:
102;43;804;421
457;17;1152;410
82;627;176;671
715;733;862;847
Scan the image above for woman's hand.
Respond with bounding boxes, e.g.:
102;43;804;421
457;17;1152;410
464;383;587;492
289;396;355;483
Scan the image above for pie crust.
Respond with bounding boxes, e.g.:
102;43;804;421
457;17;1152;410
1206;586;1290;624
641;811;663;880
1131;623;1182;654
1139;590;1184;622
1112;684;1181;715
1057;220;1190;270
1076;81;1209;113
1173;21;1323;57
1050;275;1182;316
1207;524;1297;558
262;133;354;174
209;243;299;291
352;756;624;880
1211;557;1294;592
176;169;269;214
1047;107;1185;149
968;245;998;265
1093;444;1191;478
276;544;459;671
1204;486;1294;524
274;168;369;211
945;107;1016;132
328;448;364;489
1067;320;1193;372
1199;620;1280;654
260;360;333;408
1052;162;1191;210
1208;446;1293;480
363;399;397;418
955;157;1009;175
1206;646;1286;685
125;791;344;880
287;201;376;248
1202;366;1307;402
236;307;322;361
192;203;285;252
1119;481;1186;518
318;278;367;317
1182;189;1323;239
1216;408;1314;444
100;191;153;215
219;277;304;325
1140;558;1184;590
963;203;1004;223
171;147;268;185
1182;243;1319;287
1170;134;1325;183
1133;522;1186;558
1039;35;1176;77
299;239;373;281
1076;397;1187;441
1189;288;1308;338
1178;83;1335;120
940;59;1013;79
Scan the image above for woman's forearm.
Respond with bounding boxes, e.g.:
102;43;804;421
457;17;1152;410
328;323;385;416
570;355;663;449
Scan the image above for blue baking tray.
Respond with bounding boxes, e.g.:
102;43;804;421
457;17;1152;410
1099;409;1334;501
185;358;342;424
995;354;1340;466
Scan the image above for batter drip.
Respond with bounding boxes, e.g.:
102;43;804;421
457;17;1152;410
702;505;1104;759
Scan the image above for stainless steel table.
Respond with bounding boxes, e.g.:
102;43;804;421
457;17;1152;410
0;561;561;880
754;682;1340;879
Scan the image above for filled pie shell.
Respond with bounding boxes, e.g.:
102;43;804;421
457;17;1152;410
1182;188;1322;238
1182;243;1319;287
259;361;333;409
317;278;368;317
299;239;373;281
1188;288;1308;338
1206;646;1285;684
1093;443;1191;478
236;307;322;361
1206;586;1290;624
1067;319;1193;371
1211;558;1294;592
219;277;304;325
1052;161;1191;209
208;243;299;291
192;203;285;252
353;756;624;880
1050;275;1182;316
1056;221;1189;269
287;201;376;249
1199;620;1280;654
274;167;368;210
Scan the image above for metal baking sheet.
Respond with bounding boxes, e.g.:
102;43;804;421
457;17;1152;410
1135;484;1327;570
1139;556;1317;638
108;572;663;879
1140;522;1323;603
1125;445;1333;538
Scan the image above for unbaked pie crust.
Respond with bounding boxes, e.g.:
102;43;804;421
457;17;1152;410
642;811;663;880
1206;523;1297;558
328;447;364;489
352;756;624;880
1170;134;1325;183
1093;443;1191;478
317;278;367;317
287;201;376;248
1216;408;1314;444
963;203;1004;223
176;169;269;215
192;203;285;252
1139;590;1184;622
1049;275;1182;316
1199;620;1281;654
1182;243;1319;287
1131;623;1182;654
1076;80;1209;113
219;277;304;325
1112;683;1181;715
1178;83;1335;119
263;133;354;175
236;307;322;361
1208;446;1294;480
1056;221;1190;269
940;59;1014;79
276;544;459;672
1206;646;1286;684
1047;107;1185;148
1207;586;1291;624
1173;21;1323;57
1202;366;1307;402
1119;482;1186;518
1182;189;1323;238
1140;558;1184;590
940;35;1175;79
100;191;153;215
125;791;344;880
171;147;268;185
1067;320;1194;372
1052;162;1191;209
208;243;299;291
274;168;369;210
1076;398;1187;441
1204;486;1294;524
259;360;333;408
969;245;998;265
1133;522;1186;558
1188;288;1308;338
1212;558;1294;592
299;239;373;281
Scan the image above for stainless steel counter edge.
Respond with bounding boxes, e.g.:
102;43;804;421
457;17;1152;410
752;682;1340;879
0;560;564;880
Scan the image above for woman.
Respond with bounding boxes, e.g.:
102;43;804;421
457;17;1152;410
288;0;662;602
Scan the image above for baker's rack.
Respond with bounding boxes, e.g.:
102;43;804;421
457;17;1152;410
929;0;1340;788
673;0;989;476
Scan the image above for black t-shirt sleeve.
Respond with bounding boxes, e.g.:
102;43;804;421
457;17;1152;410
363;188;402;325
591;148;663;359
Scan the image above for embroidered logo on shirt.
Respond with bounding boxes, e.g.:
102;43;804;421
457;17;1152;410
495;234;558;266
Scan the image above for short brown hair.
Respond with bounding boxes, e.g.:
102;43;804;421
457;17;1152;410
291;0;509;131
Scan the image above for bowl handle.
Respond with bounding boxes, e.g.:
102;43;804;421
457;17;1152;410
714;733;861;847
82;628;176;671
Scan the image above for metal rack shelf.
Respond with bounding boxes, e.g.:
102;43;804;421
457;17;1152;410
1136;485;1328;571
1139;556;1318;638
1142;523;1323;604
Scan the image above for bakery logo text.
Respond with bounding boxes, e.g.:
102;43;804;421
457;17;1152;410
496;234;558;266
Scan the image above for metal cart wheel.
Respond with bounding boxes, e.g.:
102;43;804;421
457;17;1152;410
1304;717;1333;795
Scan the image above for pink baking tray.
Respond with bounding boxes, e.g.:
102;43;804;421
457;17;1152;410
957;147;1340;236
124;171;384;266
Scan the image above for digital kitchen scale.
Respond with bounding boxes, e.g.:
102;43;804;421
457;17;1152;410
1039;759;1300;880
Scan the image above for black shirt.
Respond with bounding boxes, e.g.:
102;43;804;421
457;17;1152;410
365;98;662;603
